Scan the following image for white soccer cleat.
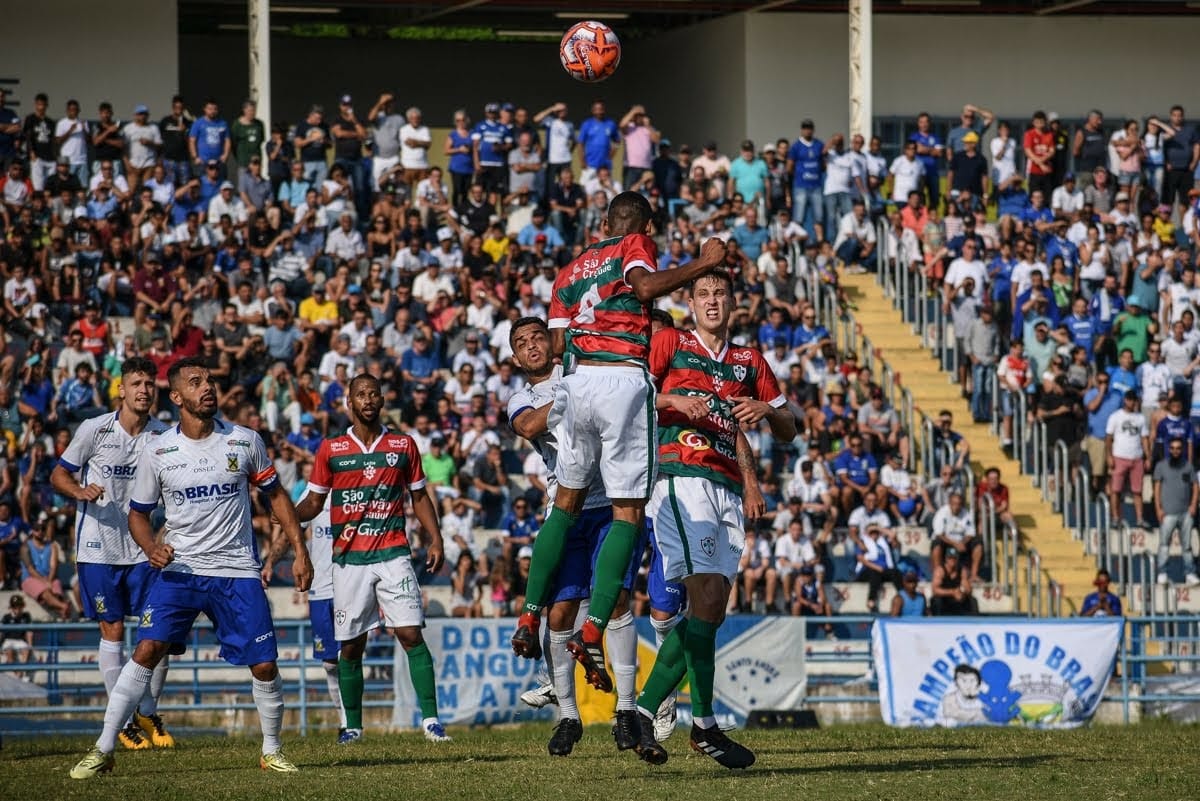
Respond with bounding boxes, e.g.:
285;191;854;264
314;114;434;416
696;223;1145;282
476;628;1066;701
653;694;677;742
520;682;558;709
423;721;452;743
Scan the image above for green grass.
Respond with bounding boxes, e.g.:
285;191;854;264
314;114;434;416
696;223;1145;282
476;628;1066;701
3;723;1199;801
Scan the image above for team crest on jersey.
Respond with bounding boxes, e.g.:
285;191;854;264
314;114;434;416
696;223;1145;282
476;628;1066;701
363;463;377;480
141;607;153;627
733;364;747;381
335;610;347;626
226;452;240;472
93;594;107;614
313;635;324;652
700;536;716;557
386;452;399;467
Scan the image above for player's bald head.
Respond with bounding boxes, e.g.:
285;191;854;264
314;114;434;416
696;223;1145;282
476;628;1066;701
349;373;381;395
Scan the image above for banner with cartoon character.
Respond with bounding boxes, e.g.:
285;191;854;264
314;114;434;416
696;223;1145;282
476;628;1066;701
871;618;1123;728
392;617;806;729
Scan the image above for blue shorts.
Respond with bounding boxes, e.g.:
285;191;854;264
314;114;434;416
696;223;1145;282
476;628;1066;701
138;572;278;666
78;562;159;623
647;520;687;616
309;597;338;661
549;506;645;604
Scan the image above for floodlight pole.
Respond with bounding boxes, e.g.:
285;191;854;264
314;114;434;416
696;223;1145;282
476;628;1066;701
849;0;872;139
249;0;272;136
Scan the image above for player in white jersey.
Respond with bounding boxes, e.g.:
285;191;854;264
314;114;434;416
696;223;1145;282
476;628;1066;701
71;357;313;779
507;317;644;757
266;496;346;737
51;357;176;750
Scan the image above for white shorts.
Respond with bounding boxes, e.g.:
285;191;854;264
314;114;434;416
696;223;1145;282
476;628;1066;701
332;558;424;640
372;155;400;189
647;474;744;582
550;365;657;500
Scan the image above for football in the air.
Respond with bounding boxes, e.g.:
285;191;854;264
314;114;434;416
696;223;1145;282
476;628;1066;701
559;20;621;83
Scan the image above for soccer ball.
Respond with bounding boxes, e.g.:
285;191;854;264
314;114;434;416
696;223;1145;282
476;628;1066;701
559;20;621;83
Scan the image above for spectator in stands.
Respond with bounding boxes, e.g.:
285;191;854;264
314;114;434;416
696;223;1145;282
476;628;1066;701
1106;389;1151;529
966;304;1000;422
1084;371;1121;493
20;516;72;619
0;593;33;676
854;524;903;613
832;198;875;273
832;432;878;519
1153;437;1200;587
930;547;977;616
847;489;893;552
977;467;1015;534
774;518;817;609
931;409;970;474
931;490;982;584
890;568;927;617
880;450;926;525
791;565;835;637
735;528;778;615
499;496;536;568
0;500;28;590
784;461;836;545
1080;569;1122;617
997;338;1030;449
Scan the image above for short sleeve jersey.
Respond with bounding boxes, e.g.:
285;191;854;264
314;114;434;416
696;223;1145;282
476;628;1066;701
548;233;658;367
129;420;278;578
59;412;171;565
648;327;786;492
506;365;608;510
308;427;427;566
307;497;334;600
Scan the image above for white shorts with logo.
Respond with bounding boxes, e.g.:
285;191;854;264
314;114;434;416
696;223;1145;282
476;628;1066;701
332;558;424;640
550;364;657;500
647;474;744;582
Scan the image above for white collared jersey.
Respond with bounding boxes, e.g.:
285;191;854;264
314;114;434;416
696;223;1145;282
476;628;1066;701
59;411;171;565
308;495;334;600
129;419;279;578
506;365;608;511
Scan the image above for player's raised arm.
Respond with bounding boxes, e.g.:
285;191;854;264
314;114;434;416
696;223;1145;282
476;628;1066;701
626;237;727;303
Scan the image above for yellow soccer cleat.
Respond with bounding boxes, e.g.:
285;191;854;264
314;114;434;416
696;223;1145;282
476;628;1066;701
260;751;300;773
134;711;176;748
118;723;152;750
70;747;115;779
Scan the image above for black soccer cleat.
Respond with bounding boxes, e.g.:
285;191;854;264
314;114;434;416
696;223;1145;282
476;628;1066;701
634;712;668;765
689;722;755;769
566;627;612;693
511;612;543;660
547;717;583;757
612;709;640;751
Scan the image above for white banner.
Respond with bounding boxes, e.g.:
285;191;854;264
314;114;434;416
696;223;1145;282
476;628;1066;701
391;616;807;730
872;618;1122;728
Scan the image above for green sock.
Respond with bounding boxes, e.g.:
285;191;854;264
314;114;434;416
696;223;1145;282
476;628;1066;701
636;617;690;716
585;520;639;631
338;657;364;730
522;507;578;614
405;641;439;719
684;619;719;718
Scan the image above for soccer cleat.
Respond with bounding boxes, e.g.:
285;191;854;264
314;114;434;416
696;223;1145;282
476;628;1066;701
511;612;543;660
337;727;363;745
547;717;583;757
423;721;452;743
653;694;677;742
633;712;669;765
566;625;612;693
689;722;756;769
612;709;640;750
260;751;300;772
70;747;115;779
118;722;151;750
134;711;176;748
520;682;558;709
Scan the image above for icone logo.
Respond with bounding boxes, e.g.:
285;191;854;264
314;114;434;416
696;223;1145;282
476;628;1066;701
171;482;240;504
678;430;711;450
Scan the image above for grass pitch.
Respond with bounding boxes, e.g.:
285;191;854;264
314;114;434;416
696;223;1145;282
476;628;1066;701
2;722;1198;801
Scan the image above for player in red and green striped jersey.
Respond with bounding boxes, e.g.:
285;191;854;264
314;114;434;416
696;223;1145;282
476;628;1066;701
633;269;797;768
511;191;728;695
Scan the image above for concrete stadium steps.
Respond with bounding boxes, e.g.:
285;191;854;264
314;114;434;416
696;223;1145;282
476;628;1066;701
841;272;1095;615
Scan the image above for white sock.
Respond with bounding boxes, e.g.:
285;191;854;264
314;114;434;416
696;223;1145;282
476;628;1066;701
650;614;677;650
574;601;589;631
138;655;169;716
549;629;578;720
697;715;717;729
421;716;440;729
96;661;153;753
541;624;553;677
606;612;638;712
323;661;347;728
252;675;284;755
98;639;125;697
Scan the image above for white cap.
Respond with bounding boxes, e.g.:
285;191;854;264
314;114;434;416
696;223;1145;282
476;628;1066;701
437;226;455;242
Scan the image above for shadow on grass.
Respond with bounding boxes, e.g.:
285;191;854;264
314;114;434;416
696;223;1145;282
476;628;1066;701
617;753;1062;781
757;743;978;756
325;753;524;768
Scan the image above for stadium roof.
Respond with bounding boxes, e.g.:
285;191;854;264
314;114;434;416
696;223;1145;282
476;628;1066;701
180;0;1196;38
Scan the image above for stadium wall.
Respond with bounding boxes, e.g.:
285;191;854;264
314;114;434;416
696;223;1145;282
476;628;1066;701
4;0;179;119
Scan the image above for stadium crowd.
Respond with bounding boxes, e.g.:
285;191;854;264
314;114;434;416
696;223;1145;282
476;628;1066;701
1;88;1198;645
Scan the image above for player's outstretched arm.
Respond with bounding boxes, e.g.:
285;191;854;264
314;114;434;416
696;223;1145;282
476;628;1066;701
411;489;445;575
129;508;174;569
626;237;727;303
268;486;312;593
